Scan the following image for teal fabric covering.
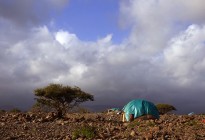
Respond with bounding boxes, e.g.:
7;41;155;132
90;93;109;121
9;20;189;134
122;99;159;121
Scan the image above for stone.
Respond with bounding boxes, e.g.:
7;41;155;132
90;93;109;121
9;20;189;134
130;130;136;137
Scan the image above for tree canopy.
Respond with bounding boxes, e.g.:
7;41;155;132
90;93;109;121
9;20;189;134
34;83;94;117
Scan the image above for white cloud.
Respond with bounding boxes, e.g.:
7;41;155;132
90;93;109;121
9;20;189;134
69;63;88;79
55;30;79;48
163;24;205;86
120;0;205;55
97;34;113;44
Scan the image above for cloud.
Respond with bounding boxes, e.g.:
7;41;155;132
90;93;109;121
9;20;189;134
0;0;205;113
49;0;69;8
55;30;79;48
119;0;205;55
0;0;69;27
163;24;205;86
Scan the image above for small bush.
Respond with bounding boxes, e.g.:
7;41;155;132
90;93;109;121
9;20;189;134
72;126;96;139
10;108;21;113
0;109;6;113
156;103;176;115
199;113;205;115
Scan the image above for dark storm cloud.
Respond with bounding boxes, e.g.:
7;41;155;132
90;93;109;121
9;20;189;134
0;0;69;27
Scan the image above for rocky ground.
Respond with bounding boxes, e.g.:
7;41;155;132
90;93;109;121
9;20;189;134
0;111;205;140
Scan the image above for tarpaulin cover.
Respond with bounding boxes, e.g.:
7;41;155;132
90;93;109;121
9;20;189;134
122;99;159;121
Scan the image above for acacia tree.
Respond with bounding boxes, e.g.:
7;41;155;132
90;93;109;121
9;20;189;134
156;103;176;115
34;84;94;117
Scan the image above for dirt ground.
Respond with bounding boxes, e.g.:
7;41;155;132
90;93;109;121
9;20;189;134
0;111;205;140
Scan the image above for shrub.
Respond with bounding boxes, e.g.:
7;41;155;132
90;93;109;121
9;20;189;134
10;108;21;113
156;103;176;115
0;109;6;113
72;126;96;139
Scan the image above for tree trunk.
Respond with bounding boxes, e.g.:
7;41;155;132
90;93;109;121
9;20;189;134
57;110;63;118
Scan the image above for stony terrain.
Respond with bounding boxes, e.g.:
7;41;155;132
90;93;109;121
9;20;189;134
0;111;205;140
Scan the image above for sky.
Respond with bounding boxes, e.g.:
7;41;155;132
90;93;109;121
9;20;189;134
0;0;205;114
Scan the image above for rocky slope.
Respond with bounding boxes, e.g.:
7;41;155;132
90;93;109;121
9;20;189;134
0;111;205;140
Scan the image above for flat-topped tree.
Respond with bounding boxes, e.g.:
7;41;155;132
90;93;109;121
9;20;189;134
34;83;94;118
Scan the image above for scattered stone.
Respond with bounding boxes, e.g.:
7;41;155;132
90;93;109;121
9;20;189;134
130;130;136;137
0;112;205;139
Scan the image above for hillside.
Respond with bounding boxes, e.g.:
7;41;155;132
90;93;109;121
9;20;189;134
0;111;205;140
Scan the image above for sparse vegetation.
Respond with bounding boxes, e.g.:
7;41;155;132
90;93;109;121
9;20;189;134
128;120;141;128
185;120;197;126
146;121;155;127
34;83;94;118
72;126;96;139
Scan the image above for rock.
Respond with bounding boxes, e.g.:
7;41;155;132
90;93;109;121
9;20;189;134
79;116;85;121
145;133;153;139
45;112;55;121
56;120;64;125
1;122;5;126
63;135;71;140
98;133;106;139
130;130;136;137
123;122;129;127
23;125;28;130
153;126;160;131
